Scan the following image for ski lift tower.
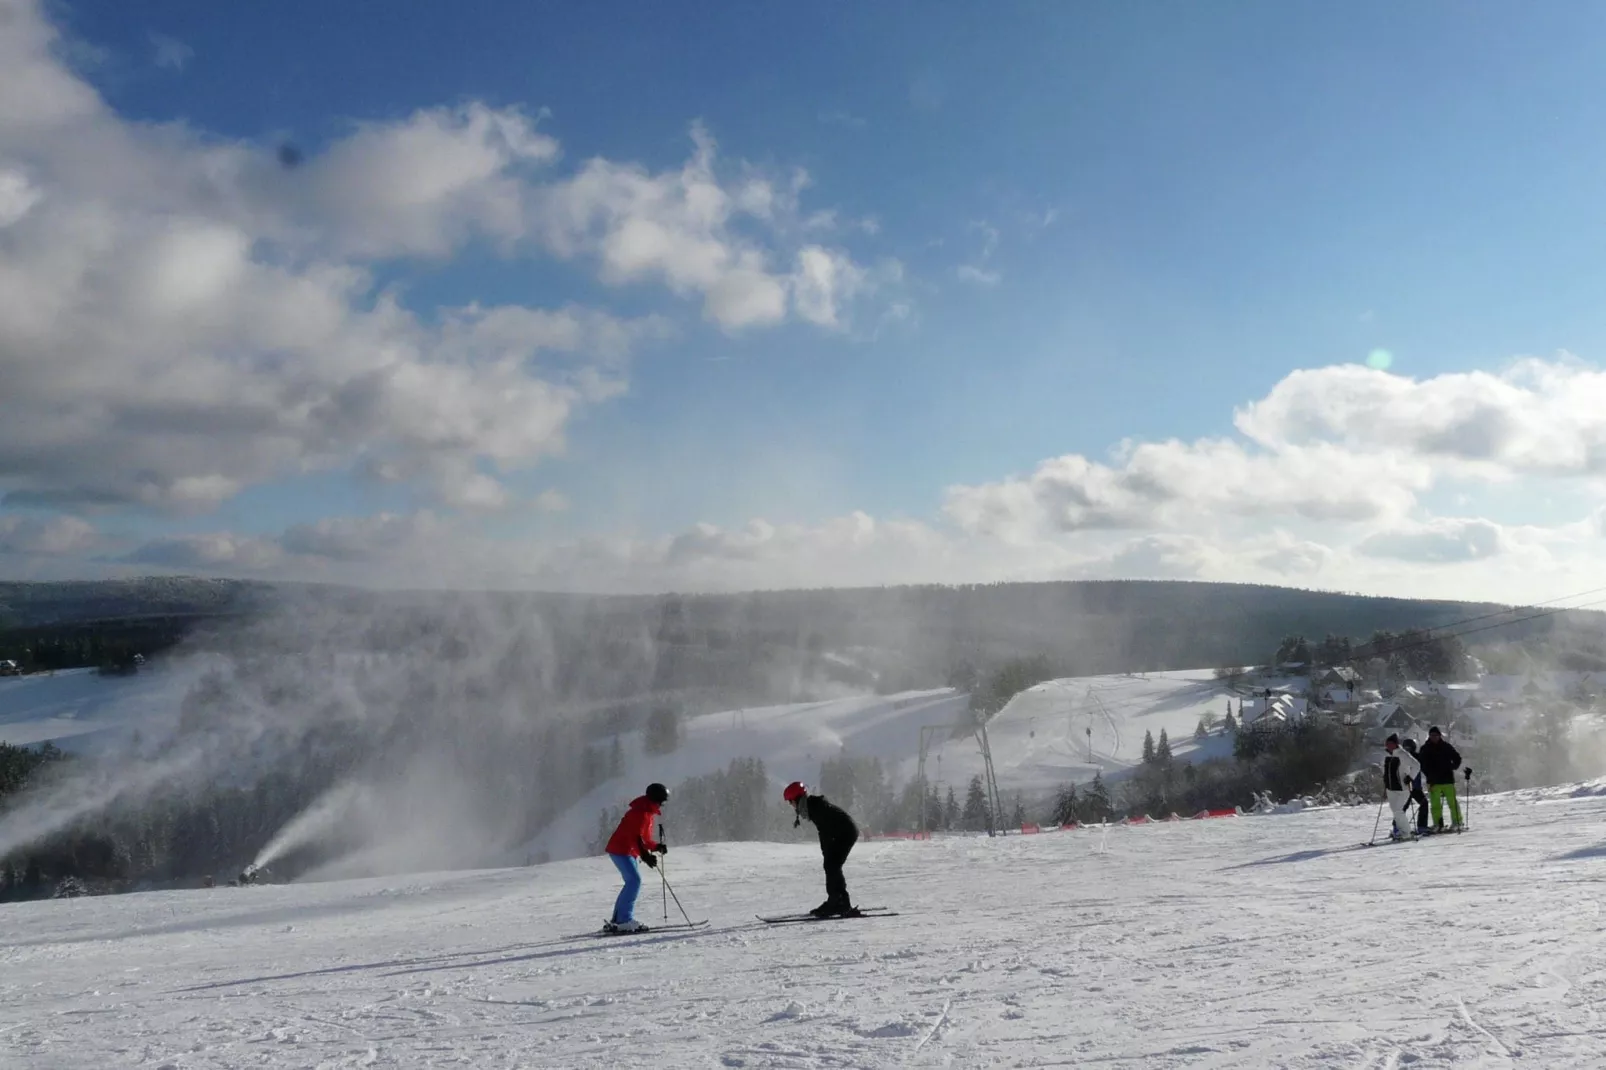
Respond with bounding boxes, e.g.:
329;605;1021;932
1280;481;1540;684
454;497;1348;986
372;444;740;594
972;709;1004;837
915;724;949;834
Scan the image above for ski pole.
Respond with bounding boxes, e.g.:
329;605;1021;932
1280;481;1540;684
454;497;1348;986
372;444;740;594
1369;799;1385;844
660;822;668;921
659;869;695;926
1463;768;1473;830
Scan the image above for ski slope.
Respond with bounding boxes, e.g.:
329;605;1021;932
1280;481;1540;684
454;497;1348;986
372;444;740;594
7;785;1606;1068
529;670;1235;860
0;665;201;750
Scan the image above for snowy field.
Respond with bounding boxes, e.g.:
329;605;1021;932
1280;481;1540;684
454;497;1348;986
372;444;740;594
7;785;1606;1068
0;666;201;750
528;671;1235;859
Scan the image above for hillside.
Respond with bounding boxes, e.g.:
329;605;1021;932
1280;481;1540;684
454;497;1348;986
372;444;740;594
9;578;1606;696
523;670;1237;862
6;786;1606;1068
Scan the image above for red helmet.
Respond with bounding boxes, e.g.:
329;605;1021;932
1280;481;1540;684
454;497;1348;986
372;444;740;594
782;781;808;804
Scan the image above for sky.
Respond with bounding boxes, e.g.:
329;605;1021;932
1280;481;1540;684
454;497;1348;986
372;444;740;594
5;0;1606;604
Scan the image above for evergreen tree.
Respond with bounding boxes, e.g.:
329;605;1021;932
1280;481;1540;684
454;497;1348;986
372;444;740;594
1194;718;1209;741
1010;794;1027;828
961;775;989;831
1141;730;1156;765
1156;729;1173;766
1082;771;1111;822
1222;710;1237;732
643;706;681;756
1050;783;1079;825
943;786;960;830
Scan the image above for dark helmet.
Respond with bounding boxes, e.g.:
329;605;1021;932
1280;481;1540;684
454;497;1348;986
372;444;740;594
1401;738;1418;753
645;782;669;804
1385;733;1399;746
1427;725;1443;737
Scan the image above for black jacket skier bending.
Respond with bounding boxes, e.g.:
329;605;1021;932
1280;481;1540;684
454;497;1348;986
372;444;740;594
784;781;860;917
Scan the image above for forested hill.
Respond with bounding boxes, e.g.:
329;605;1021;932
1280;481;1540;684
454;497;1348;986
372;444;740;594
4;577;1602;692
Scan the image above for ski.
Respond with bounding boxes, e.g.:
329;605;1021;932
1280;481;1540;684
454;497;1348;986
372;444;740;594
590;920;710;938
757;909;897;924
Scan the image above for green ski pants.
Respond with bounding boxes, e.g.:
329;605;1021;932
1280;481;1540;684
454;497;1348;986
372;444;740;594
1429;783;1462;828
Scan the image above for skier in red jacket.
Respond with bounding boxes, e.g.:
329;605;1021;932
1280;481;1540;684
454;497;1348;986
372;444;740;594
602;783;669;933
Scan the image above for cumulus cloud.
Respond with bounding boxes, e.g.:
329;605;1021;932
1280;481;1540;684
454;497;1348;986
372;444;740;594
149;33;193;72
0;0;875;526
534;123;884;331
0;513;97;555
127;532;284;571
1357;518;1509;564
943;440;1427;540
1236;359;1606;479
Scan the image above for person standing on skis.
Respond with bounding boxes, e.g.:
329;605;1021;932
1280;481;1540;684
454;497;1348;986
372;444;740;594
602;782;669;933
784;781;859;917
1415;726;1464;831
1401;738;1431;834
1381;734;1421;841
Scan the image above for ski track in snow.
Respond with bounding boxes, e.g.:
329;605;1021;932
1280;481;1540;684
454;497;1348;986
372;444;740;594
7;792;1606;1068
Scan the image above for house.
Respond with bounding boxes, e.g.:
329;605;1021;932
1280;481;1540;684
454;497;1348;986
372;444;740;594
1314;666;1361;689
1362;702;1417;744
1243;693;1308;730
1318;686;1361;713
0;659;18;677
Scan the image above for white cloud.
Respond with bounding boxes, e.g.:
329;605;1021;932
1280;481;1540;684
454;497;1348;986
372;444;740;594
956;221;1001;287
0;0;878;525
1235;358;1606;479
943;440;1427;540
533;123;888;331
0;513;96;555
293;103;559;258
127;532;283;571
1357;518;1509;564
955;264;1001;287
792;246;866;328
150;33;193;72
0;168;41;227
534;489;569;513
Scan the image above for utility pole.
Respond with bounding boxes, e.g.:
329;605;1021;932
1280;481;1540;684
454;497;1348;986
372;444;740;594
915;724;947;834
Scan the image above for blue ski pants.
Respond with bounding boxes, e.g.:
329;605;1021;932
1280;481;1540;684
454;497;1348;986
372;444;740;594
610;852;642;924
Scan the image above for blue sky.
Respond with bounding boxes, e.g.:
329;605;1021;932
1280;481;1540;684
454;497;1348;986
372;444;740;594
5;0;1606;599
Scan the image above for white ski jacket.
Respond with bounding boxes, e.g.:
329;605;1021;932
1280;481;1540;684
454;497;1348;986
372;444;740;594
1381;749;1420;793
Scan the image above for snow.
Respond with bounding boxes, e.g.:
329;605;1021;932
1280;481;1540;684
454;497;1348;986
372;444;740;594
524;670;1239;860
8;785;1606;1067
0;665;202;751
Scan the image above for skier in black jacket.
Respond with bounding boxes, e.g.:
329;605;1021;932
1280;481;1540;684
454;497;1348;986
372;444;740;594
1401;739;1431;833
784;781;860;917
1414;726;1464;831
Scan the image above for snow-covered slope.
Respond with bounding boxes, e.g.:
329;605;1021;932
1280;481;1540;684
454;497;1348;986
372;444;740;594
7;786;1606;1068
528;669;1235;860
0;664;203;750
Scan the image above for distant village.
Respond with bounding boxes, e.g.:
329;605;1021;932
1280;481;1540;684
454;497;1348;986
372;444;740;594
1225;660;1588;745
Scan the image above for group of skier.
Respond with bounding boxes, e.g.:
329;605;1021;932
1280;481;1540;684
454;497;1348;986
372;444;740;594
1381;725;1468;841
597;725;1468;928
600;779;859;933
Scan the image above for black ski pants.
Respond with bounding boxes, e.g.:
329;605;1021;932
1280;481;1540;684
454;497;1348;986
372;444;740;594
1407;784;1430;830
822;828;857;906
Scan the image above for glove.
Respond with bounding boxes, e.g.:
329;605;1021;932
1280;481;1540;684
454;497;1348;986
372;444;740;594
1464;767;1474;778
657;844;669;855
640;851;658;869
